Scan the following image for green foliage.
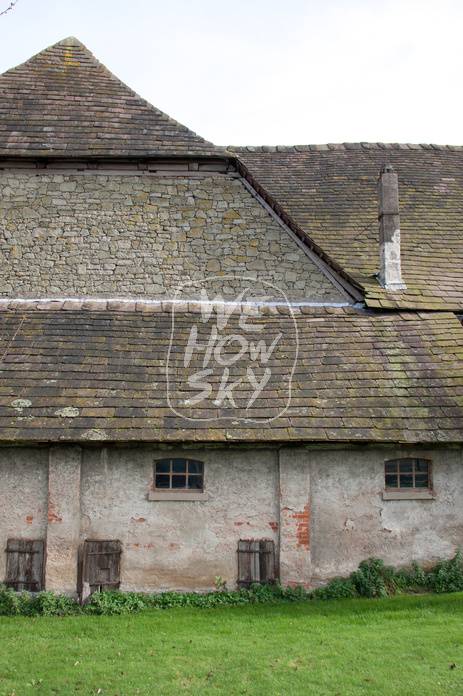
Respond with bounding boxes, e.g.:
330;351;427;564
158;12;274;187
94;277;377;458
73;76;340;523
350;556;395;598
84;580;308;615
427;548;463;593
0;584;31;615
1;549;462;616
311;576;357;600
214;576;227;592
84;589;146;615
26;590;80;616
311;549;463;601
0;584;80;616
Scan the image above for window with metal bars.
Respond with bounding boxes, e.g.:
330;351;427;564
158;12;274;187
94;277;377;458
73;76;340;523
385;458;431;490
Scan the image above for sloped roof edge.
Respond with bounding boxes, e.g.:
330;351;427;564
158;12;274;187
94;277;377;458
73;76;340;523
231;157;365;301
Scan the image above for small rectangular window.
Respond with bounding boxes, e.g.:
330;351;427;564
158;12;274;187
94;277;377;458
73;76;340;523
385;458;431;490
383;459;434;500
149;458;209;501
155;459;204;491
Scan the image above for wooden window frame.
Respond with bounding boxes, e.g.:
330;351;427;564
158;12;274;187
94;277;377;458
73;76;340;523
382;458;436;500
149;458;209;501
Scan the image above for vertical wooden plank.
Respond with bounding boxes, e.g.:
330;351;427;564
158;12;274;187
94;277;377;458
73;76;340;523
21;540;32;591
259;540;275;584
238;539;251;586
5;539;20;587
250;541;260;582
105;540;121;590
238;539;260;586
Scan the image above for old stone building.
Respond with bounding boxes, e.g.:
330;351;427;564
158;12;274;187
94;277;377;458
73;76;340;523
1;38;462;595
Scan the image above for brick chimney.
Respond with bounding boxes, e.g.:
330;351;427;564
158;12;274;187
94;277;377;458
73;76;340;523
377;164;406;290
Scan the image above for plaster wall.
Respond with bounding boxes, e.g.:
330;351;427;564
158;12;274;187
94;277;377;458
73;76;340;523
80;446;280;592
0;173;343;303
46;446;81;593
279;448;311;587
308;446;463;586
2;444;462;592
0;447;48;581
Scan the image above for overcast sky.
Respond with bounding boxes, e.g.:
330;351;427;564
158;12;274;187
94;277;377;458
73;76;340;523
0;0;462;147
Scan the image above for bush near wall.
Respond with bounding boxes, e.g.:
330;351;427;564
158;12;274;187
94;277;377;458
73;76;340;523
1;550;462;616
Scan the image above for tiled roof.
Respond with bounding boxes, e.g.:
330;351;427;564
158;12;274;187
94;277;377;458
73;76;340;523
0;305;462;443
229;145;463;310
0;38;226;158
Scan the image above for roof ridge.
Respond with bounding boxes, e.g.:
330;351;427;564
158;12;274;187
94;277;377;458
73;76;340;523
227;143;463;153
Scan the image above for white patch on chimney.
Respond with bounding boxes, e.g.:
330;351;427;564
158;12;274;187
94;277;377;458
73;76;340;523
379;229;407;290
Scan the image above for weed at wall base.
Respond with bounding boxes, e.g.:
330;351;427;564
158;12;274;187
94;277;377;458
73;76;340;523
0;548;462;616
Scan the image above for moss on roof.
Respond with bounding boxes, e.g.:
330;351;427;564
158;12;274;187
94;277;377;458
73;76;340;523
230;145;463;311
0;306;462;443
0;37;226;158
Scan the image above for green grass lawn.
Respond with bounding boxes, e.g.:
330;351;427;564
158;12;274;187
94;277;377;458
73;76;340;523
1;593;462;696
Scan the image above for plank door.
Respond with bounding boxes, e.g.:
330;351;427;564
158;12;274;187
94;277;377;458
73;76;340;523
238;539;275;587
5;539;44;591
83;540;121;592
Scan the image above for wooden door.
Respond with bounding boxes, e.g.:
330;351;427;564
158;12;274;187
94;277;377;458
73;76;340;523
83;540;121;592
238;539;275;587
5;539;44;591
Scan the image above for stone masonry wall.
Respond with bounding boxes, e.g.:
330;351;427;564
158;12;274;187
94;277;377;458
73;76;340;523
0;173;344;302
308;446;463;586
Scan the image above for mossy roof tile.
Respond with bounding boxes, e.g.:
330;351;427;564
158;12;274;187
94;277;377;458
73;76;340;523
0;38;226;158
0;307;461;443
230;145;463;310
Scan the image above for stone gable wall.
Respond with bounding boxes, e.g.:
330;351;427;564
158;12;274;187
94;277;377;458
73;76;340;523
0;173;344;302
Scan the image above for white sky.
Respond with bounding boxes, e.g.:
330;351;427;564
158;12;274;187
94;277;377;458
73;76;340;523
0;0;462;147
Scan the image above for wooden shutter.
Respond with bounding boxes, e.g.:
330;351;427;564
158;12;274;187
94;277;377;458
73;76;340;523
83;540;121;592
5;539;44;592
238;539;275;587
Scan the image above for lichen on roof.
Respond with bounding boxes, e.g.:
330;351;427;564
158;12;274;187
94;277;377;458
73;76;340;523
0;37;227;158
231;145;463;311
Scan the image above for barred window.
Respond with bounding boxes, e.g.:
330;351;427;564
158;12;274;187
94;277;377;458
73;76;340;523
385;458;431;490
